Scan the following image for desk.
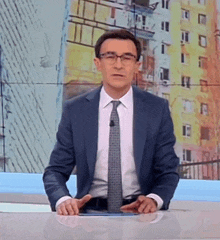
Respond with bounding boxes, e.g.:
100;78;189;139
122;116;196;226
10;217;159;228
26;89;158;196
1;209;220;239
1;173;220;239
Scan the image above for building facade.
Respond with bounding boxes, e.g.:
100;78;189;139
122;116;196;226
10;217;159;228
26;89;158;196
64;0;158;99
169;0;220;179
0;0;66;172
64;0;220;179
2;0;219;179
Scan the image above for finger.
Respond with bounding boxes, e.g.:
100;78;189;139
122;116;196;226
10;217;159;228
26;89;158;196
149;205;157;213
56;207;62;215
82;194;93;204
137;196;146;202
78;194;93;209
147;199;157;213
120;200;139;211
59;204;69;216
71;201;79;215
143;204;152;214
137;202;148;213
65;203;75;215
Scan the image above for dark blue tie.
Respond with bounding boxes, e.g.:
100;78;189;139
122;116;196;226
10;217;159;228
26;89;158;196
107;101;122;213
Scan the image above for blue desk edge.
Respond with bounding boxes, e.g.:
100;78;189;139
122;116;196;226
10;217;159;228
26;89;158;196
0;172;219;202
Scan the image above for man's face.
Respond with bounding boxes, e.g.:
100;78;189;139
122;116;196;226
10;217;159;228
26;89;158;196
94;39;141;92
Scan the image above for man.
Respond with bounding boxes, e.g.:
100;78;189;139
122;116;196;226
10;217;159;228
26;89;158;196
43;29;179;216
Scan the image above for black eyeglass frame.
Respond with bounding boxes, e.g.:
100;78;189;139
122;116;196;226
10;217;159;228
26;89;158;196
98;51;138;65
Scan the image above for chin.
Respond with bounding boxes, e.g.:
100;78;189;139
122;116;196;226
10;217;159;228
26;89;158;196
109;79;130;88
110;82;130;91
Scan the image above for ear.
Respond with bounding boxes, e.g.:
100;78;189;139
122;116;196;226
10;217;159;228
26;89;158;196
94;58;102;71
134;61;142;73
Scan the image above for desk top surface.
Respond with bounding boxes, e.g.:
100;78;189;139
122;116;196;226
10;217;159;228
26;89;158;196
1;209;220;240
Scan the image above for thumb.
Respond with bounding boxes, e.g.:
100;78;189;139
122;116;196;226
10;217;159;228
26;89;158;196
78;194;92;208
120;200;138;210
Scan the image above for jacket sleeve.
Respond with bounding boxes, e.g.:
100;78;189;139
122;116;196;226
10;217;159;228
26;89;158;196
43;101;75;211
151;100;180;210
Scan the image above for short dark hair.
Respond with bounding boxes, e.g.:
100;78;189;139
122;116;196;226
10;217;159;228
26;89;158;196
95;29;142;61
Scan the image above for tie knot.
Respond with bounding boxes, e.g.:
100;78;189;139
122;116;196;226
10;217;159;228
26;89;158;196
111;100;120;110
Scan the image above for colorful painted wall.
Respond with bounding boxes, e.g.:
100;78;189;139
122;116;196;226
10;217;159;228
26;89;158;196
0;0;219;179
63;0;220;180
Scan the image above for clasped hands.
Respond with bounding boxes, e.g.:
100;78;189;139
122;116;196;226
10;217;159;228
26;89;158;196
57;194;157;216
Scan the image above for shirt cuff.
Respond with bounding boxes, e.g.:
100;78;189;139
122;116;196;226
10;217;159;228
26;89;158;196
55;196;72;210
146;193;163;210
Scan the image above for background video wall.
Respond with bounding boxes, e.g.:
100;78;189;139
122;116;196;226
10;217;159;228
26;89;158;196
0;0;220;180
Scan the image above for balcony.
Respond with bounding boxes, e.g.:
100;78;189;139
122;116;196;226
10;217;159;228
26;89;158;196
178;158;220;180
127;0;158;14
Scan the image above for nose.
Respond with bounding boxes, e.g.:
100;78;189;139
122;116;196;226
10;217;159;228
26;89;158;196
114;56;123;69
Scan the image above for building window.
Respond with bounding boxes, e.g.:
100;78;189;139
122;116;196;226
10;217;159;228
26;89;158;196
198;0;206;5
139;38;148;51
181;31;190;43
160;68;169;80
199;35;207;47
182;9;190;20
111;7;116;18
142;15;146;29
182;76;190;88
143;55;154;74
183;149;191;161
161;44;165;54
183;124;191;137
143;39;148;51
200;80;208;92
200;103;208;115
161;21;169;32
201;127;210;140
181;53;184;63
183;99;193;113
132;0;149;6
198;14;206;25
181;53;189;64
161;44;168;54
135;14;141;22
199;56;208;68
162;0;169;9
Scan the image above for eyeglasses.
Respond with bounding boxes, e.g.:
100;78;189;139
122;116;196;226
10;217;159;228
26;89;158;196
99;52;137;66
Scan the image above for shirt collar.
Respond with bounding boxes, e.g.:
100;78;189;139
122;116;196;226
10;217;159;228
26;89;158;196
100;86;133;109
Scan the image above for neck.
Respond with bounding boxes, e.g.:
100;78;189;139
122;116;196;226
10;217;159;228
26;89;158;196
103;84;131;100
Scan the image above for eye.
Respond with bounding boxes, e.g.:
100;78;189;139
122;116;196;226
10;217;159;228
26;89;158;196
106;54;115;59
124;56;132;60
123;55;133;60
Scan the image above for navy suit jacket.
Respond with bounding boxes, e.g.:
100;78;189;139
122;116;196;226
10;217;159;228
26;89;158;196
43;85;179;211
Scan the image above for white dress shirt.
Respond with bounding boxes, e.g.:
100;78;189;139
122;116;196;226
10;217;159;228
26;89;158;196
56;86;163;209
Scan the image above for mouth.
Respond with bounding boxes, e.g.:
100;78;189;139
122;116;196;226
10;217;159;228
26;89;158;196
112;74;125;77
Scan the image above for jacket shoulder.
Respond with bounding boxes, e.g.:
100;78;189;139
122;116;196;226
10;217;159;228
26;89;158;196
132;86;167;105
64;86;101;108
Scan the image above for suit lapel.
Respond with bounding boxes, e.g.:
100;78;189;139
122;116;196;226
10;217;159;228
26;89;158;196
84;86;102;178
83;85;150;178
133;86;149;176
